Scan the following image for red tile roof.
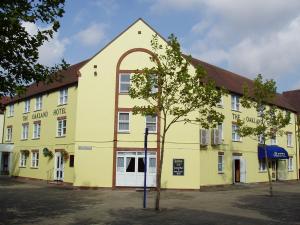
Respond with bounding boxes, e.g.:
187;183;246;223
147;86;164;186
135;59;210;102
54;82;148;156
283;90;300;114
3;54;296;113
189;57;296;112
6;59;89;104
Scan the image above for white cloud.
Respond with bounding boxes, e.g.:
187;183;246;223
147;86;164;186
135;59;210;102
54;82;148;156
148;0;300;87
91;0;119;15
22;22;69;66
75;23;107;46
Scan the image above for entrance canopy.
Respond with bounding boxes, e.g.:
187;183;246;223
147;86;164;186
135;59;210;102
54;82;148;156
258;145;289;159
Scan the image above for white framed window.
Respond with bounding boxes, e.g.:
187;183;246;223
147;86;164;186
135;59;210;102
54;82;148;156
149;74;158;94
285;110;292;124
31;151;39;168
232;123;241;142
117;157;125;173
217;96;224;108
270;135;277;145
218;123;224;140
21;123;29;140
8;104;14;117
231;95;240;111
259;159;267;172
218;153;224;173
59;88;68;105
57;118;67;137
24;100;30;113
258;134;264;144
257;105;264;117
35;96;42;111
287;133;293;147
146;115;157;133
118;112;130;132
6;126;12;142
119;74;130;93
288;157;293;171
33;122;41;139
20;152;27;167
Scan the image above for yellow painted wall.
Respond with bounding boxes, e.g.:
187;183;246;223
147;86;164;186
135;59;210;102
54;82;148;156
3;86;77;183
74;19;298;188
3;19;298;189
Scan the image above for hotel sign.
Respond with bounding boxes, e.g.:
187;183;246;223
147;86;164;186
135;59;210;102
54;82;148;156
22;107;66;122
173;159;184;176
232;113;261;124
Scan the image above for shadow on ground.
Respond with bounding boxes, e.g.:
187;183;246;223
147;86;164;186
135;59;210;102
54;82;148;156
235;190;300;224
70;207;284;225
0;186;103;225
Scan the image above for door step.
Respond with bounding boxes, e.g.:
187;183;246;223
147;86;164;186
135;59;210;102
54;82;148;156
48;180;63;185
135;188;151;192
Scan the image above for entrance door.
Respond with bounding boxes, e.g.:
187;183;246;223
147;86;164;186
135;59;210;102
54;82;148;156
271;160;277;181
277;160;287;181
233;156;246;183
1;153;9;175
240;158;246;183
54;152;64;181
116;151;157;187
234;159;240;183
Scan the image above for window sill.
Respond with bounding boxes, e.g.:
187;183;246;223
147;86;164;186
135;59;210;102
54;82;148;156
21;139;28;141
118;131;130;134
287;146;293;148
231;109;241;113
19;166;26;168
57;103;68;107
232;140;242;143
32;138;40;140
30;167;39;169
56;135;66;138
33;109;42;112
23;112;30;114
259;171;267;173
216;105;224;109
7;116;14;118
119;92;129;95
288;170;294;172
218;172;224;174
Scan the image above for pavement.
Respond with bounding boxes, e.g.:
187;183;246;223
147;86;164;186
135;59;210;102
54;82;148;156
0;176;300;225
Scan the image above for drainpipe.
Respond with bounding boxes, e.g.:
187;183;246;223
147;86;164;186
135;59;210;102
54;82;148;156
296;114;300;180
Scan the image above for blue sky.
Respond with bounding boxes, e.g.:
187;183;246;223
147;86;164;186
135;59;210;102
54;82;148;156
28;0;300;93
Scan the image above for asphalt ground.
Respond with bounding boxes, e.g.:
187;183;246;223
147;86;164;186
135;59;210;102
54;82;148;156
1;177;300;225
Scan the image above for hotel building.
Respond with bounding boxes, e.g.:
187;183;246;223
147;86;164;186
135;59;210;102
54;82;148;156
2;19;299;189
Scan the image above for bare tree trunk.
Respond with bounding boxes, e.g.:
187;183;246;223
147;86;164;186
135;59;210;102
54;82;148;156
264;142;273;196
155;131;166;210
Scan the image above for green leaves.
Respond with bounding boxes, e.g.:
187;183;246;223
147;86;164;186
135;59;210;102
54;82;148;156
129;34;225;133
238;74;290;141
0;0;67;98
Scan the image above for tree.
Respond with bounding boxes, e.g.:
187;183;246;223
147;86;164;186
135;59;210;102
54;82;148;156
0;0;68;98
129;34;225;210
237;74;290;196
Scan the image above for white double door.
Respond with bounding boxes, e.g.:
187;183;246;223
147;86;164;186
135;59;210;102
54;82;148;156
54;152;64;181
116;151;157;187
233;156;246;183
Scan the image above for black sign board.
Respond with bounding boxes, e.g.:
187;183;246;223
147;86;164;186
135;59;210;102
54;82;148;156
173;159;184;176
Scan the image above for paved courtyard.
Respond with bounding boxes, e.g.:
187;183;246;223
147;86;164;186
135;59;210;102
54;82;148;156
1;177;300;225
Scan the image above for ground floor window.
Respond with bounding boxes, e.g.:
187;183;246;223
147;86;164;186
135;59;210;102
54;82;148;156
19;152;27;167
218;152;224;173
31;151;39;168
288;157;293;171
116;151;157;187
259;159;267;172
